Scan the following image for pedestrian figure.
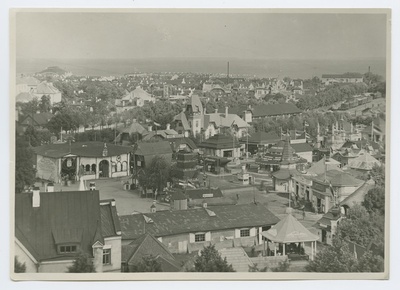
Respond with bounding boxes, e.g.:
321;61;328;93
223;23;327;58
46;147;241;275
236;193;239;201
302;208;306;220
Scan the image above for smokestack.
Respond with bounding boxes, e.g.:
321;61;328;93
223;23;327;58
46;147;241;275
32;187;40;208
46;183;54;192
227;61;230;83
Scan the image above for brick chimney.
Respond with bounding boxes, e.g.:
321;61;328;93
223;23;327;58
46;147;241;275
46;183;54;192
32;187;40;208
150;200;156;213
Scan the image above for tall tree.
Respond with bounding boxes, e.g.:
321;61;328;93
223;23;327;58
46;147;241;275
305;237;358;272
39;95;51;113
362;186;385;215
15;137;36;193
141;156;171;193
67;252;96;273
192;244;235;272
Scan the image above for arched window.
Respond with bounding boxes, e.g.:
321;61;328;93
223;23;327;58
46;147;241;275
118;162;122;172
122;161;127;171
91;164;96;173
85;164;91;172
111;162;116;173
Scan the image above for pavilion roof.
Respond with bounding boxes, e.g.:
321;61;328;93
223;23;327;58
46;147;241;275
261;213;319;243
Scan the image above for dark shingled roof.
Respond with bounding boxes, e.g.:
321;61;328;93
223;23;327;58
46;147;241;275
33;142;132;158
198;134;240;150
240;131;280;145
122;233;180;272
291;142;313;153
252;103;302;118
134;141;173;156
120;203;279;240
100;199;122;238
15;190;104;262
20;112;54;127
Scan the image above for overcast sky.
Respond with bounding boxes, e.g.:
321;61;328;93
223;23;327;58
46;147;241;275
15;12;387;60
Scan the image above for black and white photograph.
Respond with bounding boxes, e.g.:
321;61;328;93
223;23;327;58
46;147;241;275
8;6;392;282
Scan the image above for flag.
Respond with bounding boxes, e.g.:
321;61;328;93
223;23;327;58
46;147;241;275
143;215;154;224
153;121;161;127
304;121;310;127
329;181;335;198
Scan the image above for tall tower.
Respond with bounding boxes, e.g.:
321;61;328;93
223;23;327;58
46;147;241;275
227;61;230;84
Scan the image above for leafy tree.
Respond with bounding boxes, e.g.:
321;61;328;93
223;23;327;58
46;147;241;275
14;257;26;273
39;95;51;113
356;251;384;272
362;186;385;215
305;237;358;272
192;244;235;272
67;252;96;273
15;137;36;193
271;260;290;272
369;164;385;187
249;263;268;272
139;156;171;193
129;255;162;272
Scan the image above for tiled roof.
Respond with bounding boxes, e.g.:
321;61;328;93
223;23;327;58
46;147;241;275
198;134;240;150
291;142;313;153
15;190;104;262
205;113;249;129
33;142;132;158
340;180;375;208
120;204;279;240
20;112;53;127
307;158;342;176
262;213;319;243
348;152;381;171
252;103;302;118
36;82;60;94
173;111;191;131
314;170;364;187
169;137;198;150
100;200;122;238
122;233;180;272
16;76;40;86
16;92;37;103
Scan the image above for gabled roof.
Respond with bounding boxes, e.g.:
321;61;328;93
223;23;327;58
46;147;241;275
15;190;104;262
307;158;342;176
33;142;132;158
36;82;60;94
121;233;180;272
20;112;53;127
131;87;153;101
119;121;148;135
205;113;249;129
348;152;381;171
262;213;319;243
16;92;37;103
120;204;279;240
252;103;302;118
173;111;190;131
314;170;363;187
315;208;343;227
188;95;203;114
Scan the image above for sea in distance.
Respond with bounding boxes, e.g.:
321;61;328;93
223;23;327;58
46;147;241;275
16;57;386;79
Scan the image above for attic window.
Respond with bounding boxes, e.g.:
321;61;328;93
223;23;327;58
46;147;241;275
59;245;78;254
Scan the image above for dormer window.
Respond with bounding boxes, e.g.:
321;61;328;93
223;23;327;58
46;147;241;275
59;244;78;254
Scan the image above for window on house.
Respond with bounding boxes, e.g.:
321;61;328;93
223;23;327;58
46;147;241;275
240;229;250;237
103;249;111;265
59;245;77;254
195;233;206;242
